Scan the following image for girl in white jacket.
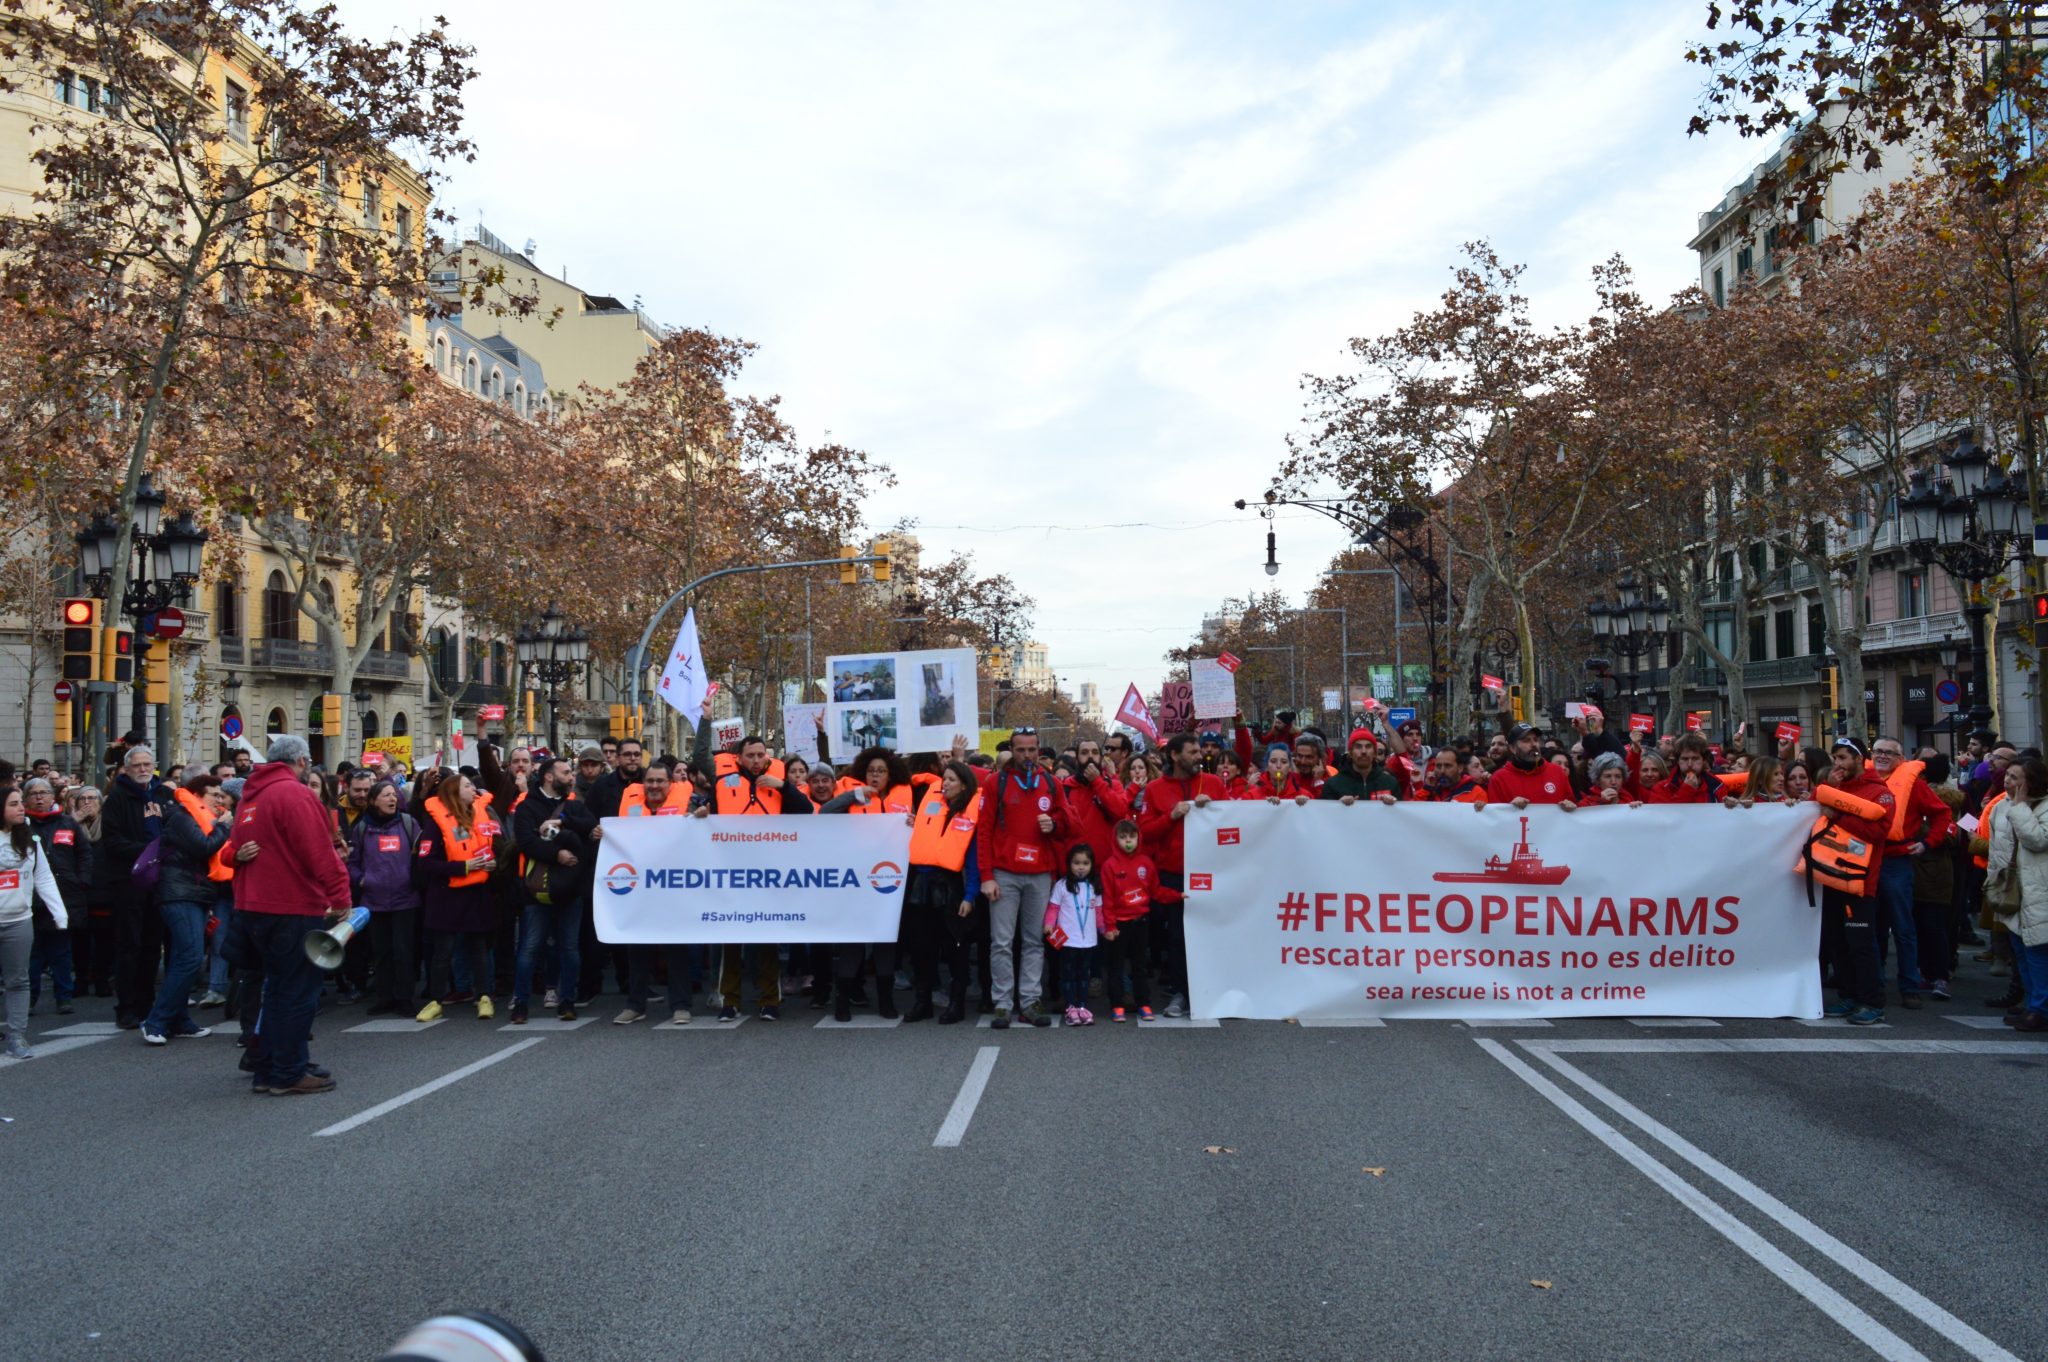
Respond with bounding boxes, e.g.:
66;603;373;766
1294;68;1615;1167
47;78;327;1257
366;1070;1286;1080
1045;845;1103;1027
1;786;67;1059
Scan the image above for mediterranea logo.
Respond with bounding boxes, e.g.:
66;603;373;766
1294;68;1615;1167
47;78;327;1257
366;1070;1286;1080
1188;873;1213;891
1217;828;1241;846
604;863;639;896
868;860;904;893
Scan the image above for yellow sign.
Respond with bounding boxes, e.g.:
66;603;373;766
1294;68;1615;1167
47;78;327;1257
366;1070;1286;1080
364;736;413;770
979;729;1011;757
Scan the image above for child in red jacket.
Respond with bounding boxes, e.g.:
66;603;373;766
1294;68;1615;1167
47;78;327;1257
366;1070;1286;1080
1100;820;1160;1022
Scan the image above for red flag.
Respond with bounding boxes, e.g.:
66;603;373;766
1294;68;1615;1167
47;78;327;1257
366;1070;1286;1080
1115;684;1159;743
1480;673;1505;692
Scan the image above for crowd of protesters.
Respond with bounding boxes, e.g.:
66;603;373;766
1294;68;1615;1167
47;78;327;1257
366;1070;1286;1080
0;697;2035;1087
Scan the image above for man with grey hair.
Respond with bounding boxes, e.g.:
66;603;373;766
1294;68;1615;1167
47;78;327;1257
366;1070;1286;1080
103;744;164;1030
225;735;352;1094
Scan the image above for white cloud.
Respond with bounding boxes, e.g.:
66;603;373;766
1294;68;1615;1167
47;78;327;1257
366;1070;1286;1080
340;0;1782;718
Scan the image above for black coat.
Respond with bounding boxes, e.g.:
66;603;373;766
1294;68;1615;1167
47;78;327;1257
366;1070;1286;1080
157;799;231;907
514;788;598;902
98;774;162;897
24;810;93;929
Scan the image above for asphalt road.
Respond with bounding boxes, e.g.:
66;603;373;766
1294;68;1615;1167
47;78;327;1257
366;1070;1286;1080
0;965;2039;1362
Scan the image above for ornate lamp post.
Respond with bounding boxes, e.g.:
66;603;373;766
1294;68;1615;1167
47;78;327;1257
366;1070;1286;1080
515;606;590;752
1899;431;2028;746
76;473;208;742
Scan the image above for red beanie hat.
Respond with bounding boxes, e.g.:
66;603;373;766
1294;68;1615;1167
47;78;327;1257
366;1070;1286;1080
1348;727;1378;748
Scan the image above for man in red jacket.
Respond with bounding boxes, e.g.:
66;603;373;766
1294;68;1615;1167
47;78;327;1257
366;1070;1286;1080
1818;739;1897;1024
975;728;1071;1028
1057;738;1129;865
1485;723;1574;806
227;735;352;1095
1138;731;1230;1018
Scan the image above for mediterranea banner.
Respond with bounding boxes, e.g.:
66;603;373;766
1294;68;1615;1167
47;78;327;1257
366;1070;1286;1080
594;815;910;944
1184;802;1821;1020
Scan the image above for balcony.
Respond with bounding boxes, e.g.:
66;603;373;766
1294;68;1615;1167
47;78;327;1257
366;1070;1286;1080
1860;611;1964;655
1745;654;1822;688
218;637;244;667
247;637;334;674
359;649;412;681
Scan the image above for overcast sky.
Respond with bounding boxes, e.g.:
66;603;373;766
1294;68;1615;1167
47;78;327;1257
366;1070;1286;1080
341;0;1766;714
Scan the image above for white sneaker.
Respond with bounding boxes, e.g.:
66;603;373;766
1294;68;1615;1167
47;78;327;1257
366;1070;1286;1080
613;1008;645;1025
1164;993;1189;1018
195;990;227;1008
669;1008;691;1026
141;1028;168;1046
4;1037;30;1060
543;988;559;1009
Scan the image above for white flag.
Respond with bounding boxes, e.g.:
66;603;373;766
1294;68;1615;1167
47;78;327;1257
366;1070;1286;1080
656;607;709;717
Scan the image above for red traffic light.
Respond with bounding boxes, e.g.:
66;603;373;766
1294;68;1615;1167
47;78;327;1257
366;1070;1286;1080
62;598;96;626
113;629;133;655
2035;593;2048;621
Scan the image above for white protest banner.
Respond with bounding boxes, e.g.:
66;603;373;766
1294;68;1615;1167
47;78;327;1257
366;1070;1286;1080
826;646;977;754
595;814;909;944
783;704;824;763
1190;657;1237;719
655;607;709;718
1185;802;1819;1020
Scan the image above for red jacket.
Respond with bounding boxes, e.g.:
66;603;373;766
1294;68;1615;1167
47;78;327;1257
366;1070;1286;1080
226;762;352;916
1385;751;1419;801
1644;771;1724;805
1101;845;1160;925
974;764;1072;878
1485;762;1573;805
1056;772;1129;865
1883;773;1955;850
1137;770;1230;875
1239;771;1313;801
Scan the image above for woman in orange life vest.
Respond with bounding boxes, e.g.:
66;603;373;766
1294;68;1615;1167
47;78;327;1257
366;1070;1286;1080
141;773;234;1044
413;772;509;1023
817;745;920;1022
900;760;984;1024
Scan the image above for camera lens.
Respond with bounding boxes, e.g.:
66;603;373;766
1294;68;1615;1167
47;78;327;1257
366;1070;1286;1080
380;1312;545;1362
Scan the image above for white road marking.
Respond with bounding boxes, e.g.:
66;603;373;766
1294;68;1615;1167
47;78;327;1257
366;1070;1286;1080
1526;1043;2024;1362
42;1022;123;1036
814;1015;901;1029
1134;1017;1221;1029
1799;1016;1892;1028
1942;1015;2012;1029
345;1019;444;1034
1525;1038;2048;1055
1628;1018;1721;1028
1297;1017;1388;1028
1459;1018;1554;1028
0;1034;117;1068
1477;1039;1932;1362
495;1017;592;1032
313;1039;546;1137
933;1046;1000;1148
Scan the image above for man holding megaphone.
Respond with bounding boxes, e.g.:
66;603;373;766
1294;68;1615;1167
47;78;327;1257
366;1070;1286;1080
225;735;353;1096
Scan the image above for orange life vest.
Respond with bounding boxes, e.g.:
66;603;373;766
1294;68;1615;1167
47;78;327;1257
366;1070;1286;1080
619;782;691;816
1974;790;2008;870
848;783;917;817
909;789;981;872
713;754;784;816
1883;759;1928;842
1796;782;1888;904
174;787;234;883
425;791;497;888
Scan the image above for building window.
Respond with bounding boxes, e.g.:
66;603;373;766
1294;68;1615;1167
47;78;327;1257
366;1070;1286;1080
1748;615;1767;661
394;203;412;249
433;334;448;374
465;634;484;682
1736;244;1754;278
266;707;288;736
1898;570;1926;618
224;79;249;141
54;69;74;104
215;579;240;637
512;380;526;416
1774;609;1794;660
391;711;409;737
362;179;381;229
1808;601;1828;655
1712;266;1725;307
464;354;479;392
262;570;295;640
429;629;457;690
361;710;380;740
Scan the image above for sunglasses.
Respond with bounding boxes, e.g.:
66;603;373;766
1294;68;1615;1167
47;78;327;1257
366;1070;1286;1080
1012;726;1037;736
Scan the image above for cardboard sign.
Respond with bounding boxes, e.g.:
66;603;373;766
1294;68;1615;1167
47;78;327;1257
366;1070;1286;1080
783;704;824;764
711;716;746;749
1158;680;1194;736
1479;674;1505;692
1563;702;1596;721
1775;722;1802;746
1628;713;1655;736
1190;658;1237;719
361;751;386;768
478;704;507;721
1686;711;1710;733
1321;688;1341;712
365;737;413;769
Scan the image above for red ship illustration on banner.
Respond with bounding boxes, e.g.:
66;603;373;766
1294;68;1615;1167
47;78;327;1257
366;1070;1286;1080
1432;817;1572;886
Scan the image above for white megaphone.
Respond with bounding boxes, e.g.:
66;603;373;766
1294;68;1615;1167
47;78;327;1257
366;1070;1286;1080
306;906;371;970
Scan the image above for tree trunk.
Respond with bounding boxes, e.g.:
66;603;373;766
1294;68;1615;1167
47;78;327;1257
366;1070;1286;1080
1449;567;1491;733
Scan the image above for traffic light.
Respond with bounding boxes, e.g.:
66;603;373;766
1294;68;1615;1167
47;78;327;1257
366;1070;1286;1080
320;693;343;735
608;703;627;739
2034;592;2048;646
144;639;170;705
872;538;892;585
525;690;537;737
62;598;99;680
53;697;73;745
839;544;858;585
1508;683;1525;722
100;626;133;684
1822;664;1839;715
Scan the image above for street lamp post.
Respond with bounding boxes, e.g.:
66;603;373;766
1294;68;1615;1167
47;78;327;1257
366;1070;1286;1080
76;472;208;753
1900;430;2029;746
1587;577;1672;720
515;606;590;752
